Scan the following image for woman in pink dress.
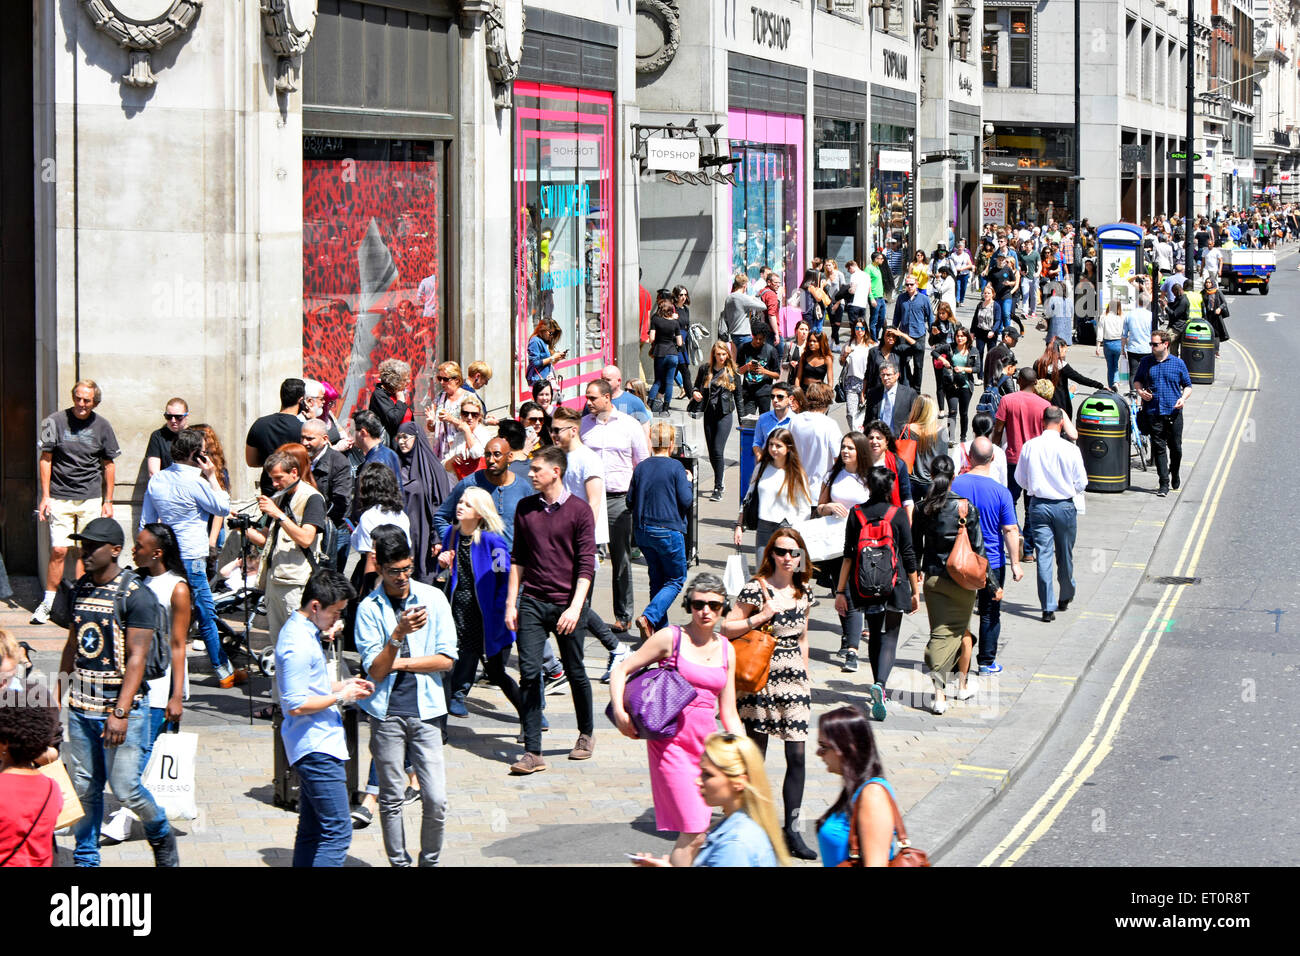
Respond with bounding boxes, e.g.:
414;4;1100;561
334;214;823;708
609;572;743;866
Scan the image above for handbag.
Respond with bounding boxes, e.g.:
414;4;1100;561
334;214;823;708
894;426;919;472
729;579;777;697
604;627;698;740
945;498;989;591
835;779;931;868
740;461;768;532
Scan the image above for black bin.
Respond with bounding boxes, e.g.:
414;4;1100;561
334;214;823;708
1181;320;1215;385
1076;391;1129;493
273;705;360;811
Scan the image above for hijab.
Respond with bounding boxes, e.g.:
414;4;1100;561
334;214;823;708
397;421;452;584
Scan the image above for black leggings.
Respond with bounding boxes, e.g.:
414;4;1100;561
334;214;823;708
704;410;733;488
839;608;902;689
943;383;973;442
747;731;806;830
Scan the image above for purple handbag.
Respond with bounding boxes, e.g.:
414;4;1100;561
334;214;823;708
605;626;698;740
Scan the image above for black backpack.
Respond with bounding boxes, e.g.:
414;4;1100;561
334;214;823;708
975;376;1008;417
115;569;171;682
852;505;901;602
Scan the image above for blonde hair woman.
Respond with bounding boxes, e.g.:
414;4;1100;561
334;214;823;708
425;361;471;459
631;731;790;867
899;395;947;499
439;486;524;741
443;393;489;479
692;342;739;501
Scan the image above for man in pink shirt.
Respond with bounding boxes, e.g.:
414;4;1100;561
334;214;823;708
992;367;1049;562
580;379;650;630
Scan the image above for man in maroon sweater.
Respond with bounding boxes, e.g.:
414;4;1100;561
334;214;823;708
504;445;598;774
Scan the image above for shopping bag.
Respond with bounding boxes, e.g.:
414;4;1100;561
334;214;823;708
723;552;750;597
142;730;199;820
38;757;85;830
793;515;848;564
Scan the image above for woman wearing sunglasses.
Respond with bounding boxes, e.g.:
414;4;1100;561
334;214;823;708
425;361;472;460
630;731;790;867
517;401;553;455
442;394;489;479
815;705;899;866
609;572;743;867
720;530;817;860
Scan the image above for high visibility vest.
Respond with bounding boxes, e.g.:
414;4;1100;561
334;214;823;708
1184;290;1203;320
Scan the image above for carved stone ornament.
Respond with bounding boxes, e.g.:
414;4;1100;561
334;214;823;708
261;0;318;93
636;0;680;75
79;0;204;88
484;0;524;109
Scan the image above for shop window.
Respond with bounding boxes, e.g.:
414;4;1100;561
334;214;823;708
302;137;447;424
731;141;801;284
514;82;615;403
814;118;864;190
819;0;862;22
984;7;1032;89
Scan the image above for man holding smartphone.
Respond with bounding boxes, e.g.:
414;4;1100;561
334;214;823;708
354;525;457;866
140;427;248;689
735;326;780;417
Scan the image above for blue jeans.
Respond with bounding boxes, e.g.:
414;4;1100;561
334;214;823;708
1006;468;1034;558
186;557;230;675
731;333;753;353
1028;498;1077;613
846;305;867;335
649;355;679;410
996;297;1015;333
293;752;352;867
67;706;171;867
955;274;970;304
976;564;1006;667
870;300;887;341
139;707;174;774
635;526;688;630
1101;339;1123;389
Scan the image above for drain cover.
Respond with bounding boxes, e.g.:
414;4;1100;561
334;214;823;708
1150;576;1201;586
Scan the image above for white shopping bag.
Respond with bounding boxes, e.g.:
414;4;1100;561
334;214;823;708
793;515;848;564
142;731;199;820
723;552;750;596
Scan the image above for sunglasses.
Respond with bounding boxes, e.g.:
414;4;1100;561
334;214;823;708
164;413;187;421
772;546;802;559
690;600;725;612
463;411;482;418
382;564;415;577
526;416;545;424
437;375;457;383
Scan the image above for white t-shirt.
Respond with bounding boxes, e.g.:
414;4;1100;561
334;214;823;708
755;464;812;526
351;507;413;554
848;269;871;309
959;442;1009;487
144;570;190;710
828;471;870;510
789;411;844;499
564;443;610;545
951;250;973;275
843;342;872;381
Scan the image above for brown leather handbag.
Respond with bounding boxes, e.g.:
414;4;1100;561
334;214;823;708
729;579;777;696
945;498;989;591
836;780;931;868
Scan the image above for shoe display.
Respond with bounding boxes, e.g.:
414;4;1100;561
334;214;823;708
219;668;249;689
568;733;595;760
510;752;548;775
29;602;51;626
147;831;180;867
351;805;373;829
841;650;859;673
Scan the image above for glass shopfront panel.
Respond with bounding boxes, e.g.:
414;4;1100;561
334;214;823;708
729;109;804;286
514;83;615;404
871;122;913;253
303;137;448;424
814;117;864;190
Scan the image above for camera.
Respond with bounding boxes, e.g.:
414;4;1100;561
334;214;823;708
228;513;253;531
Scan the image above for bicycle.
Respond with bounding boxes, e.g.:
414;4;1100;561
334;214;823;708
1126;390;1150;472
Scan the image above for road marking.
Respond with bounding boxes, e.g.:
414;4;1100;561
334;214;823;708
1032;674;1078;682
1263;312;1279;322
955;763;1009;776
1134;520;1164;527
1079;610;1117;619
1111;562;1146;569
979;339;1260;868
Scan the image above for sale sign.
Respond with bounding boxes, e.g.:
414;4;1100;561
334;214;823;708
982;192;1006;227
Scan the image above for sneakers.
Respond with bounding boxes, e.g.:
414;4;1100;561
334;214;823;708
930;695;949;715
841;650;859;673
448;695;469;718
403;786;421;807
568;733;595;760
509;752;548;775
978;662;1003;676
865;683;887;722
219;668;250;689
955;675;979;701
351;805;373;829
600;646;629;684
543;668;568;696
147;830;180;867
1157;485;1169;497
29;602;51;626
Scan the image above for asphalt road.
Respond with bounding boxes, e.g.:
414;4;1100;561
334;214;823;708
943;248;1300;868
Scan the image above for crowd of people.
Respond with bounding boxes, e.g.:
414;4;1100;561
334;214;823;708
2;200;1284;870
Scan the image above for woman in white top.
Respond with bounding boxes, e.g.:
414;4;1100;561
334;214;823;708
957;411;1008;486
441;393;490;479
424;360;472;460
812;432;875;666
1094;299;1127;392
929;265;958;311
350;462;413;576
839;319;875;431
734;427;813;561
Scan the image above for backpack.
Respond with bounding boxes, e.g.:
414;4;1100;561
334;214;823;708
852;505;900;602
975;376;1008;417
66;568;171;682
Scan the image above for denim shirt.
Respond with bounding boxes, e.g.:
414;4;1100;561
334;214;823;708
354;580;458;721
692;810;779;867
276;612;348;766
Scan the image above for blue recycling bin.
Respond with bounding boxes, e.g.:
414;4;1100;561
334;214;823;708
738;423;756;508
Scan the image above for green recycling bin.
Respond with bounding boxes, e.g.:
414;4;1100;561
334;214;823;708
1181;320;1215;385
1076;391;1129;493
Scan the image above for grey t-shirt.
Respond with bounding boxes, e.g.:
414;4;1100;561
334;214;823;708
39;409;121;500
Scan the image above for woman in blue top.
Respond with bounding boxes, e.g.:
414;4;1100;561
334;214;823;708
631;732;790;867
816;705;898;866
525;318;566;390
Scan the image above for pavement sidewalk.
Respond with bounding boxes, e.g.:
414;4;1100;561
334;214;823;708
0;314;1244;866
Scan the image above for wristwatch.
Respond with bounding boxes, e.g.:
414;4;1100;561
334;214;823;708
112;706;127;719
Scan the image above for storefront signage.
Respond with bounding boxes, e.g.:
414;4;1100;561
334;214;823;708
548;139;600;168
752;6;792;50
874;32;915;90
539;183;592;218
882;49;908;81
646;138;700;172
818;148;851;170
877;149;911;172
950;62;978;102
982;193;1006;226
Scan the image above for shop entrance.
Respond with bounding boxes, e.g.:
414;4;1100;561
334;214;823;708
815;207;863;266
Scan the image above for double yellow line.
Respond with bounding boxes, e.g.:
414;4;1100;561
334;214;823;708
979;341;1261;867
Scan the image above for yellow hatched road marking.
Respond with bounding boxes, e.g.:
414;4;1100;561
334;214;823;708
954;764;1009;776
1032;674;1078;682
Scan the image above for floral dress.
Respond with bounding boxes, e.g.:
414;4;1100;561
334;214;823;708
735;579;811;741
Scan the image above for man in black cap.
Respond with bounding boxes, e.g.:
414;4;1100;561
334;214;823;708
56;517;179;867
983;326;1020;386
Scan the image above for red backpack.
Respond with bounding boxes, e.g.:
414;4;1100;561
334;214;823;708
852;505;900;602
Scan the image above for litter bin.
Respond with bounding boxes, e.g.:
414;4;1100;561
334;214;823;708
1181;320;1216;385
738;417;758;509
1076;391;1129;493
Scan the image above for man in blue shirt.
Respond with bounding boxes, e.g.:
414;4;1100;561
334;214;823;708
433;436;533;547
602;365;652;425
1133;330;1193;497
952;438;1024;675
354;526;457;867
751;382;793;461
275;570;373;867
891;274;934;392
141;427;245;688
353;410;403;521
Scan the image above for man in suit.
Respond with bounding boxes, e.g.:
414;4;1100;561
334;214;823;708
302;418;352;569
862;360;918;435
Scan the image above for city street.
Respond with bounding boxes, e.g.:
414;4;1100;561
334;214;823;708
942;249;1300;867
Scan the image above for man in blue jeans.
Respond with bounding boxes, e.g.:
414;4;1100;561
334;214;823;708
57;517;179;866
141;427;249;688
277;570;373;866
626;422;694;644
951;439;1024;674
